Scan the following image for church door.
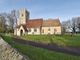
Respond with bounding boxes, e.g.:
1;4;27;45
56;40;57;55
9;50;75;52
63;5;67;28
20;29;23;36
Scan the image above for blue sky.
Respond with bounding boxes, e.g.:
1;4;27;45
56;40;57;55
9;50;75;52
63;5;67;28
0;0;80;21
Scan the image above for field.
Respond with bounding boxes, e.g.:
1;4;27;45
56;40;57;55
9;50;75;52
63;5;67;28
2;35;80;60
22;35;80;47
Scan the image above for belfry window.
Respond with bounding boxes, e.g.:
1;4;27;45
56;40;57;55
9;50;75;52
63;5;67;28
22;14;24;17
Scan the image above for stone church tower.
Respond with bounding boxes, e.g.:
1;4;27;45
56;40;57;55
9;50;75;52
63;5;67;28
14;8;29;36
19;8;29;25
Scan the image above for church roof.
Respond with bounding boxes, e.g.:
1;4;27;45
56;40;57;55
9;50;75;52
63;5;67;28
16;18;61;29
42;19;61;27
26;19;43;28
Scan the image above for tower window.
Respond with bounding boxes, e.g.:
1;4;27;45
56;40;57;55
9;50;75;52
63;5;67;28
22;14;24;16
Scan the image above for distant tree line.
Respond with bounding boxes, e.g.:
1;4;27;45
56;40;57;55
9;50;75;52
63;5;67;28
62;17;80;34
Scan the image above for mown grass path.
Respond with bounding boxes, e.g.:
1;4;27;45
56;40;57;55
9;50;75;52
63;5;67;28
13;37;80;56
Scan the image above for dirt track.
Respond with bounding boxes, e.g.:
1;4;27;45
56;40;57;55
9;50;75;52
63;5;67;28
13;38;80;56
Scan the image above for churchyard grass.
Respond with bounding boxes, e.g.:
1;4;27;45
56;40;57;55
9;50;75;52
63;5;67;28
2;35;80;60
22;34;80;47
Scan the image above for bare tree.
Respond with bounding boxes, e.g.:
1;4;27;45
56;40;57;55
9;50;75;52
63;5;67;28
62;17;80;34
0;15;6;33
77;23;80;32
11;10;18;28
6;10;17;33
0;10;18;33
62;20;72;33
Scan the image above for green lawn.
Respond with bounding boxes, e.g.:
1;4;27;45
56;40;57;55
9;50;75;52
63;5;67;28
22;35;80;47
2;35;80;60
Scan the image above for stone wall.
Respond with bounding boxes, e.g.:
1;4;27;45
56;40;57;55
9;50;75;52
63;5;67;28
0;37;29;60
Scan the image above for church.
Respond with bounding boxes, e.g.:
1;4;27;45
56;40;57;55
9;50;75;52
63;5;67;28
14;8;62;36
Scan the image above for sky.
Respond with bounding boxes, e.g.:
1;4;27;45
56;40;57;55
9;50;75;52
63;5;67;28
0;0;80;22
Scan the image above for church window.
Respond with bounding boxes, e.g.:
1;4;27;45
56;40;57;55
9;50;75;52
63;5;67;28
48;28;50;31
34;28;37;32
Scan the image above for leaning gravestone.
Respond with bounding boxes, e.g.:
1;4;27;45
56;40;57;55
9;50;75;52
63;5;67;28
0;37;29;60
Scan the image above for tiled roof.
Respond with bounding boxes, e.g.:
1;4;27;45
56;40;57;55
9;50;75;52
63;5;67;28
16;18;61;29
42;19;61;27
26;19;43;28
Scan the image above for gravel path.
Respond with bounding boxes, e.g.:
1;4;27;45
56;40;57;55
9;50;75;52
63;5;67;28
13;37;80;56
